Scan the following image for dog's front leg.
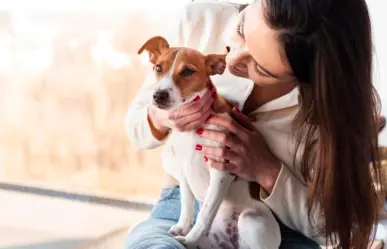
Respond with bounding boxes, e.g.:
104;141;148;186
169;174;195;237
175;168;235;248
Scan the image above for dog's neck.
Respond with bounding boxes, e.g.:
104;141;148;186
207;81;233;114
212;91;233;114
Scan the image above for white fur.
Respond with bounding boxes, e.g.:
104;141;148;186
166;110;281;249
153;50;199;110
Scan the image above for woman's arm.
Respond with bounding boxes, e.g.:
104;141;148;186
259;162;329;246
125;9;188;149
125;72;170;149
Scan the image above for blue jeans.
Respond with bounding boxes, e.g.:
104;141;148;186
124;187;320;249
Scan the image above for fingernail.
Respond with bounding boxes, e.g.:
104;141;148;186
196;128;204;135
204;156;208;162
193;96;200;102
233;107;240;113
195;145;202;151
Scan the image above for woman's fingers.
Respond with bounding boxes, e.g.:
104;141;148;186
197;128;243;150
206;112;255;143
169;88;214;119
204;156;239;173
174;97;213;131
205;114;250;141
181;96;213;125
199;145;239;162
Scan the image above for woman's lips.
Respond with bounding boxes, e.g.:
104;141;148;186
230;65;246;77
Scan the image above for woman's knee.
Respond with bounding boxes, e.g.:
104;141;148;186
124;219;185;249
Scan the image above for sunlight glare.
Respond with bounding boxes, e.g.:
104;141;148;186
0;32;13;72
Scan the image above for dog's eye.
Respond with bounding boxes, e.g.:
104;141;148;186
155;64;162;73
180;67;196;77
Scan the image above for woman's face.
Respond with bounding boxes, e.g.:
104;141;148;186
226;1;295;86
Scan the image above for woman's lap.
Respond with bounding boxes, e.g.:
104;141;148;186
124;187;320;249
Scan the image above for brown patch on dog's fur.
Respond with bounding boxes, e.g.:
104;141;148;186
138;36;227;102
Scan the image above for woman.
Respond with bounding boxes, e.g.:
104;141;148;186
125;0;382;249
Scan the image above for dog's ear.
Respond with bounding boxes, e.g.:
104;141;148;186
205;54;227;75
137;36;169;64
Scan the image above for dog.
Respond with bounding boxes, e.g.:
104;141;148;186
137;36;281;249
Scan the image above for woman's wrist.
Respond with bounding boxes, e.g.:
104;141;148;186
256;155;282;194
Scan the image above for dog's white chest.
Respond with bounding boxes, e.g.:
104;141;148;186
168;123;225;201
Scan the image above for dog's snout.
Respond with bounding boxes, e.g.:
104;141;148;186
153;90;170;106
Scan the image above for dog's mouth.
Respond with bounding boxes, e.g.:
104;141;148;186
153;100;171;110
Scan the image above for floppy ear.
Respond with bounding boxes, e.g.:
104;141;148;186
205;54;227;75
137;36;169;64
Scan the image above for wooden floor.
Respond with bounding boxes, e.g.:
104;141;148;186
76;227;130;249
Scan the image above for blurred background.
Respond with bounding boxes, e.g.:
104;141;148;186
0;0;385;201
0;0;200;199
0;0;386;248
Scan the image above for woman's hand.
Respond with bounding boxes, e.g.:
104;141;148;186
148;88;215;134
196;108;282;193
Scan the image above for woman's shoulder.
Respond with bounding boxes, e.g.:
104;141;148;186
182;1;241;16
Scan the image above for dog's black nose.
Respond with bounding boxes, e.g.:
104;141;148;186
153;90;170;106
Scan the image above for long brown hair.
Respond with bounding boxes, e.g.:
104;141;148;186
264;0;382;248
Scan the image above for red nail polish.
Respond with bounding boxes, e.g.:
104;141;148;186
234;107;240;113
204;157;208;162
193;96;200;102
195;145;202;151
196;128;204;135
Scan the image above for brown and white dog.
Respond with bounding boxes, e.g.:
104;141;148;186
138;36;281;249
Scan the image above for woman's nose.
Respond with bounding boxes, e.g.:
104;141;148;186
226;45;249;75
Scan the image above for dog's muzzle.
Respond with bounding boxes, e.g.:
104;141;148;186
153;89;170;109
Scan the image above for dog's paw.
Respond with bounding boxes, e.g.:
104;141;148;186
168;223;192;236
174;236;196;249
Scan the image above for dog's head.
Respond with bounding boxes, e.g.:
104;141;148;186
138;36;227;110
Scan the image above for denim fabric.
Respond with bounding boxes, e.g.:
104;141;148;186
124;187;320;249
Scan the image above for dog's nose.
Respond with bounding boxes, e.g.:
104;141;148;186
153;90;169;105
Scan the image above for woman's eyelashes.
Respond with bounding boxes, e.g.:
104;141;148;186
236;12;245;38
236;23;243;37
254;66;269;78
